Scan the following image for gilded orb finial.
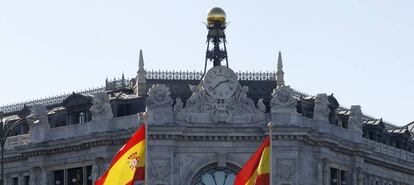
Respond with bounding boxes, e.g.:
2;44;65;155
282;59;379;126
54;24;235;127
207;7;226;25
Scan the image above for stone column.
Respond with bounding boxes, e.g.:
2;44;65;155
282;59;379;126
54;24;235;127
92;157;105;182
18;174;23;185
3;174;10;185
316;161;323;185
322;159;330;185
357;172;364;185
29;167;38;185
47;171;54;185
40;168;47;185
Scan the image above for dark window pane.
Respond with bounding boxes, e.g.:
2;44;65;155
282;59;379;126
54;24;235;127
330;168;338;185
54;170;64;185
67;167;83;185
24;176;30;185
12;177;18;185
87;166;92;185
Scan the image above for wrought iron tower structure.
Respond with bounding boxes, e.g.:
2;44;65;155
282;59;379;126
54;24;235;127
205;7;228;67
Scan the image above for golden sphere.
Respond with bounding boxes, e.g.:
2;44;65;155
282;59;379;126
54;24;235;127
207;7;226;25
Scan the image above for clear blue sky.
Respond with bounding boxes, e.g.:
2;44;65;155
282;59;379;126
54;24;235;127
1;0;413;126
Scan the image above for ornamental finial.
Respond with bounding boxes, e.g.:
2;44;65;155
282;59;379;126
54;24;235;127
276;51;285;88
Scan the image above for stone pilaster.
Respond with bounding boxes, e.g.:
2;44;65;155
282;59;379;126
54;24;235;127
322;159;330;185
92;157;105;182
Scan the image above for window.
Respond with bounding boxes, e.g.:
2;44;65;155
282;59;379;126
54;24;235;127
24;176;29;185
53;166;92;185
192;163;240;185
8;120;30;136
12;177;18;185
87;166;92;185
54;170;64;185
194;168;237;185
68;167;83;185
330;168;347;185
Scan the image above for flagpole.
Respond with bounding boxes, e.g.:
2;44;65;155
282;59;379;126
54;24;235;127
143;112;149;185
267;122;273;185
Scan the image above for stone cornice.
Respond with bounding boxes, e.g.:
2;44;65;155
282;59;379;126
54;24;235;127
3;125;413;173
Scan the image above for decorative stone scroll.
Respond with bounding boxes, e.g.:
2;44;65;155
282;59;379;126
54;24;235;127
270;85;297;113
313;94;330;122
89;92;113;121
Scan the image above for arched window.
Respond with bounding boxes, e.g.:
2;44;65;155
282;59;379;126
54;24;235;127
192;163;239;185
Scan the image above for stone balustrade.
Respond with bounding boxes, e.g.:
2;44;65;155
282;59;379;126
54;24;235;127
4;134;30;149
364;138;414;162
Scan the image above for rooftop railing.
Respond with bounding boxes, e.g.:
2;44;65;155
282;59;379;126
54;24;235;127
145;70;276;81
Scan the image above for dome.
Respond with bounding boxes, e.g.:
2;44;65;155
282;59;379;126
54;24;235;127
207;7;226;25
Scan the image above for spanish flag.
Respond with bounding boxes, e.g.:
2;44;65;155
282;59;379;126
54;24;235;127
95;123;146;185
234;136;270;185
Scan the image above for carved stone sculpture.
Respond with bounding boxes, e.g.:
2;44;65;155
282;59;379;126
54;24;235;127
89;92;113;121
257;98;266;113
270;85;297;113
357;173;364;185
316;162;323;185
29;104;49;143
146;84;173;112
174;98;183;112
237;86;256;113
29;104;48;126
183;84;206;113
352;170;358;185
313;94;330;122
176;83;264;124
276;159;295;182
349;105;363;132
328;94;340;125
151;159;170;184
210;103;232;123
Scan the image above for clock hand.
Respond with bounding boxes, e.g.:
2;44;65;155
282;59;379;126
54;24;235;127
211;80;230;90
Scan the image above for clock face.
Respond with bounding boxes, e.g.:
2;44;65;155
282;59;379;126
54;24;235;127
203;66;238;99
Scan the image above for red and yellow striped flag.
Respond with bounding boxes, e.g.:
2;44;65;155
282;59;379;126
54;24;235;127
95;123;146;185
234;136;270;185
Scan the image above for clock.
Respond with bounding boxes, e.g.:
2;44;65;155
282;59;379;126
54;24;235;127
203;66;238;99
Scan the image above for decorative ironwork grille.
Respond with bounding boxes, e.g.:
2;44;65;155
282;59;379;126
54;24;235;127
146;70;276;81
194;168;237;185
0;87;105;114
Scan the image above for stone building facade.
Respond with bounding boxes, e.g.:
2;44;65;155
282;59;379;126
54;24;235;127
1;9;413;185
0;51;413;185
